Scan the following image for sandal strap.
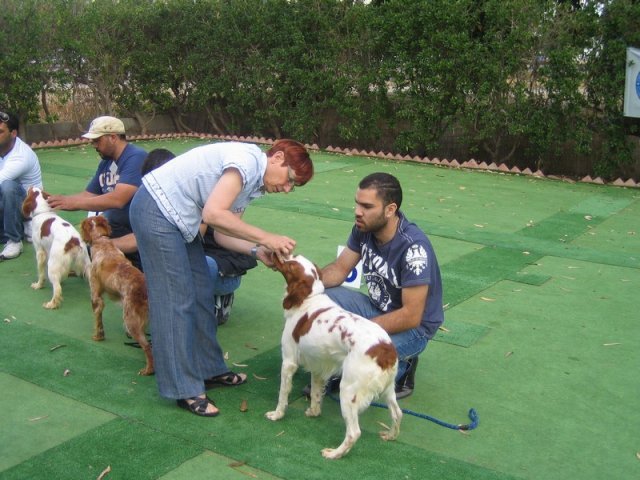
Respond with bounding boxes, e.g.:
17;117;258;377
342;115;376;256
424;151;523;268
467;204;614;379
220;372;244;384
205;371;247;388
178;396;218;416
190;396;211;414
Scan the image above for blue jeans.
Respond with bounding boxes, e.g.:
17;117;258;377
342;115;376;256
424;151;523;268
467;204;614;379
325;286;429;383
130;186;230;400
0;180;26;243
205;256;241;295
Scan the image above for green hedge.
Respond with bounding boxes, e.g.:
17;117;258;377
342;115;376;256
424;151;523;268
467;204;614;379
1;0;639;178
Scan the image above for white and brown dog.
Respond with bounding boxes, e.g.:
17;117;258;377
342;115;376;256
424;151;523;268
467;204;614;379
21;187;91;309
266;254;402;459
80;215;153;376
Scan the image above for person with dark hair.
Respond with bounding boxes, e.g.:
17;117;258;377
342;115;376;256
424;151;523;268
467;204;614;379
47;116;147;269
0;111;42;260
129;139;314;417
111;148;178;255
140;148;175;176
308;172;444;399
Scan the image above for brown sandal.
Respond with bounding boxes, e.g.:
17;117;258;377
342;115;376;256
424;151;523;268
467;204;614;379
176;396;219;417
205;371;247;389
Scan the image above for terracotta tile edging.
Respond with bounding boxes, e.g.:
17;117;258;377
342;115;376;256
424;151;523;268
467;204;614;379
30;134;638;188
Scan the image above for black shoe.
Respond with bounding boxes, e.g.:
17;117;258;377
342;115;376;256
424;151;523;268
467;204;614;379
302;375;341;398
214;293;234;325
395;356;419;399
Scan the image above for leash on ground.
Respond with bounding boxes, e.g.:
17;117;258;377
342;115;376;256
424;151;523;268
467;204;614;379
328;393;479;431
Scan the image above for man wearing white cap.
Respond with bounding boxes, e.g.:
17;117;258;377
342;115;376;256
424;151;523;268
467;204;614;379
47;116;147;269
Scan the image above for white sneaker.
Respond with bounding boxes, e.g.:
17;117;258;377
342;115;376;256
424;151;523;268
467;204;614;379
23;221;32;243
0;240;23;259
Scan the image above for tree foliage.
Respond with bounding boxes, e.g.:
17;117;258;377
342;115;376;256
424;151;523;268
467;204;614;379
0;0;54;132
1;0;639;177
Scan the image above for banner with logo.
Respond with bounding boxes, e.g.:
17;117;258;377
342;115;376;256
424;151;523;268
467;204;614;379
338;245;363;289
624;47;640;118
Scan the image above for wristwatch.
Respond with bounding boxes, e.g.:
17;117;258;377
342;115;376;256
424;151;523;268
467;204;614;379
250;244;259;258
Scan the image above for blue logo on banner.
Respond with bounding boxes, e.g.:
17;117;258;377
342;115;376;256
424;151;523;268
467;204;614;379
636;71;640;98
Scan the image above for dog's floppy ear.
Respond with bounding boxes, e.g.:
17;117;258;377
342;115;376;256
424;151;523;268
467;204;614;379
283;281;309;310
282;262;314;309
95;215;112;237
21;188;37;218
79;218;92;242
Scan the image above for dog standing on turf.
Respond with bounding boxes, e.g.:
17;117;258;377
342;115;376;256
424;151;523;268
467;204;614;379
266;253;402;459
80;215;154;376
21;187;91;309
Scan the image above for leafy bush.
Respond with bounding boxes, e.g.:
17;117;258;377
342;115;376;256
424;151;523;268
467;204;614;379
2;0;639;178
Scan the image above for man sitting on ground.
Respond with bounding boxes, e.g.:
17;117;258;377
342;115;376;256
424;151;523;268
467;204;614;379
309;172;445;399
0;110;42;260
47;116;147;269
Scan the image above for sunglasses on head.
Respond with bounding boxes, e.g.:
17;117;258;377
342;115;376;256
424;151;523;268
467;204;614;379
0;112;9;123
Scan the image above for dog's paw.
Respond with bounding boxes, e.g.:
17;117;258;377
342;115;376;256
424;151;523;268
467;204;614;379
379;429;399;441
30;282;43;290
43;300;60;309
321;447;343;460
138;367;154;376
265;410;284;421
305;406;321;417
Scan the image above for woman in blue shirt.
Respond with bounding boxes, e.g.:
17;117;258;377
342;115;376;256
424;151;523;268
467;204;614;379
130;139;313;417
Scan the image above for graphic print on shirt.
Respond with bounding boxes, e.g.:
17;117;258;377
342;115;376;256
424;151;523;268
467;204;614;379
362;245;397;311
366;273;390;310
98;162;119;193
406;244;428;275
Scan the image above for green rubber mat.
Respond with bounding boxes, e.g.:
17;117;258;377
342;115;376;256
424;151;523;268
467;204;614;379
2;140;639;480
0;321;514;480
434;320;491;348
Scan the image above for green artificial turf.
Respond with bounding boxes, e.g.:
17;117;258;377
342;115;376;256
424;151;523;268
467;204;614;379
0;320;514;480
2;140;639;480
433;319;490;348
1;418;203;480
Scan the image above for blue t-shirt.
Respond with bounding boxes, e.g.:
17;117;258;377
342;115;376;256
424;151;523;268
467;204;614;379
347;211;444;339
86;143;147;237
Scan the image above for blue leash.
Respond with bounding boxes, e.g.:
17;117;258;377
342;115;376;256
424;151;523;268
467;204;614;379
328;393;479;431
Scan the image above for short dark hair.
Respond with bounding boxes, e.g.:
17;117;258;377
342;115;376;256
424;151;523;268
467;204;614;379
141;148;175;175
0;111;19;132
359;172;403;209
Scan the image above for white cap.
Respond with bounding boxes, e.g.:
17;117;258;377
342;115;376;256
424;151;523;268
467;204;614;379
81;116;125;139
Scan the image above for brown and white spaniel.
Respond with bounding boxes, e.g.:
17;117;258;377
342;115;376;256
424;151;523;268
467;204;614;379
21;187;91;309
266;254;402;459
80;215;153;376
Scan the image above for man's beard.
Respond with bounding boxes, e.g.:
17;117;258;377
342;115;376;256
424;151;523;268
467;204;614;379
356;211;387;234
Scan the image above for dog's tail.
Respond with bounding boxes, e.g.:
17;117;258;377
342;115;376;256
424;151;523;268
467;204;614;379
76;243;92;280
